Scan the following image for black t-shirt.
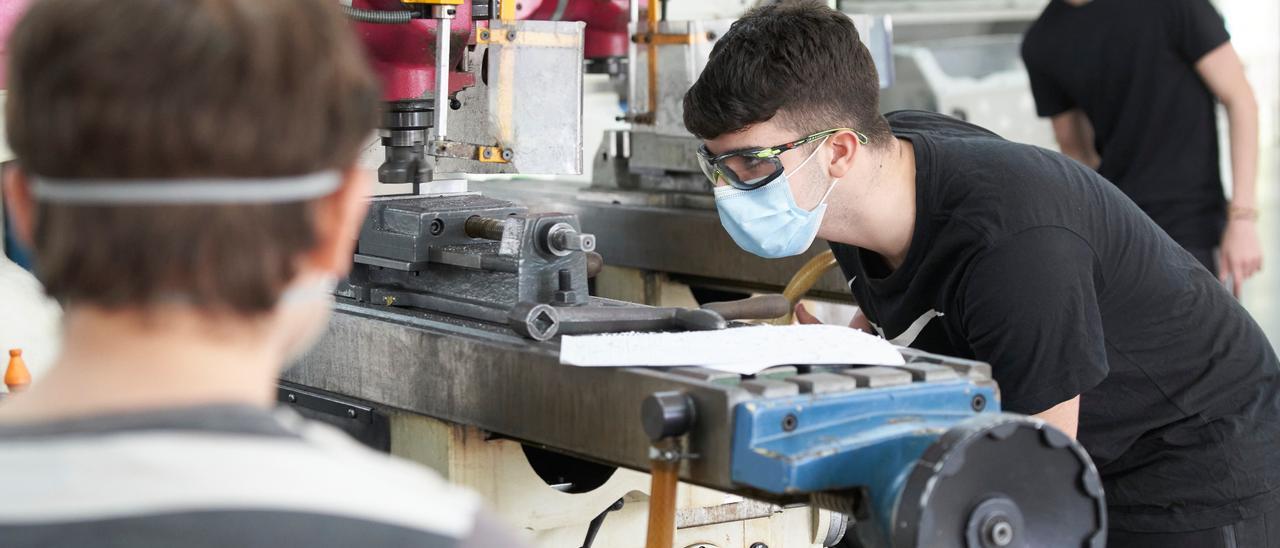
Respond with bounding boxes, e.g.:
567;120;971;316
831;110;1280;532
1021;0;1229;249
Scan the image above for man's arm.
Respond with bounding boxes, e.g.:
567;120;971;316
1036;396;1080;439
1196;42;1262;295
1050;110;1101;170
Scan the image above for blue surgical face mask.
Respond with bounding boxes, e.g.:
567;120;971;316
713;139;839;259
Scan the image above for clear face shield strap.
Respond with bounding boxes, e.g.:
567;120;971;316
29;170;343;205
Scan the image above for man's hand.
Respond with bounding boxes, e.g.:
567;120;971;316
794;302;875;334
1219;217;1263;297
794;302;824;325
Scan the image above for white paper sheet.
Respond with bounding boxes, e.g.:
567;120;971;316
558;324;905;375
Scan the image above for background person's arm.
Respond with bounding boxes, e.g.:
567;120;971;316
1050;109;1101;170
1196;42;1262;295
1022;33;1090;167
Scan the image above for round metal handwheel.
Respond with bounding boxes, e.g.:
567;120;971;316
892;414;1107;548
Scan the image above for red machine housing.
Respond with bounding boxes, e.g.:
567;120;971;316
523;0;630;60
0;0;629;102
352;0;630;102
352;0;479;102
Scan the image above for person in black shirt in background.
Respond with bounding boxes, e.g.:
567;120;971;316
684;1;1280;546
1022;0;1263;297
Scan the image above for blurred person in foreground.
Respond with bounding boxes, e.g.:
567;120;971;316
0;1;527;546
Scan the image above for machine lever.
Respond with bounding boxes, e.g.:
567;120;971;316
508;302;728;341
579;498;625;548
645;443;680;548
641;391;695;548
700;295;791;322
556;306;725;335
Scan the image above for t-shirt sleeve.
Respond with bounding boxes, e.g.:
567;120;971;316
958;227;1108;415
1020;36;1075;118
1169;0;1231;64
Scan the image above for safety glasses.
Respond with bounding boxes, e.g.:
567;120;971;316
696;128;868;191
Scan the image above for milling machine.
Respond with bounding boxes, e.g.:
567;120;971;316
282;2;1108;547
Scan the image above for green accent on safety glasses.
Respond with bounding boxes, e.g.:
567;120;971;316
697;128;870;191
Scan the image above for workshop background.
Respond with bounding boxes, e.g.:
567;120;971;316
2;0;1278;383
570;0;1280;341
0;1;1276;546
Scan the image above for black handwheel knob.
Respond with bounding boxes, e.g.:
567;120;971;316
641;391;695;442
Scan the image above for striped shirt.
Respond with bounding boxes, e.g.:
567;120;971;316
0;405;526;547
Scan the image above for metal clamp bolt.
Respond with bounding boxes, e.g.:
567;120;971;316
553;269;584;305
546;222;596;257
781;413;799;432
647;447;681;462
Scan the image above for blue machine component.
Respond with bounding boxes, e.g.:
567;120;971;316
729;374;1107;548
732;379;995;508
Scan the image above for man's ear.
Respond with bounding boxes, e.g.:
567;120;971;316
302;166;370;277
826;130;862;180
2;164;38;249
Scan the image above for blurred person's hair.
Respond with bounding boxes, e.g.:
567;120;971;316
5;0;380;313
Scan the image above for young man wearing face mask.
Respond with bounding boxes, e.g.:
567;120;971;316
0;1;526;547
686;1;1280;545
